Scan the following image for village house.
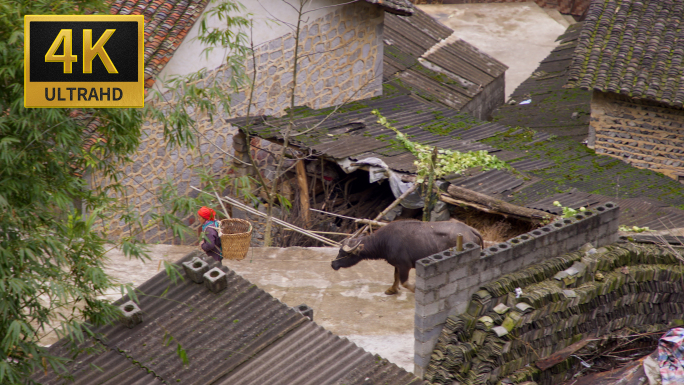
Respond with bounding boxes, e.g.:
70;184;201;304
567;0;684;183
98;0;412;242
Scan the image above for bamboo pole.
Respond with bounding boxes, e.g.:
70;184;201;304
191;186;340;247
295;160;311;226
351;182;420;238
456;233;463;252
309;208;387;227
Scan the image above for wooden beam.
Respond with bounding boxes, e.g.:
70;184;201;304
442;184;552;222
295;160;311;226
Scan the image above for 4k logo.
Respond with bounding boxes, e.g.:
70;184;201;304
24;15;144;108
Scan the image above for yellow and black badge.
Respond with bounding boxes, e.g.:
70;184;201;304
24;15;144;108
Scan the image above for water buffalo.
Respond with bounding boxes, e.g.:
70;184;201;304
331;220;483;295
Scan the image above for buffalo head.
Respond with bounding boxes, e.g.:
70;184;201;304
331;237;365;270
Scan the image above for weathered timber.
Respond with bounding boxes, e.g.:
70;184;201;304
442;184;551;222
535;333;595;371
295;160;311;226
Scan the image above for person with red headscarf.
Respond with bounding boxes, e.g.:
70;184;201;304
197;206;222;262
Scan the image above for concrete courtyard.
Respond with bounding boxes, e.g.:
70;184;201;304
419;2;571;98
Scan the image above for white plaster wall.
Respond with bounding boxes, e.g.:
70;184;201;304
157;0;350;82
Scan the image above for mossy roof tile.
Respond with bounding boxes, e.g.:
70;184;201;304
568;0;684;108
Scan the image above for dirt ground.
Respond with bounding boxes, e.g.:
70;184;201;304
40;244;416;373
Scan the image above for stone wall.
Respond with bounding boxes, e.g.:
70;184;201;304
93;1;385;243
589;91;684;182
461;73;505;121
413;202;621;377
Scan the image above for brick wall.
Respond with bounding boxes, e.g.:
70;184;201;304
413;202;620;377
589;91;684;182
91;1;385;243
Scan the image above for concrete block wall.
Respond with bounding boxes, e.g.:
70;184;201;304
413;202;620;378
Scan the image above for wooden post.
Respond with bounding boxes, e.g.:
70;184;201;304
295;160;311;226
456;233;463;252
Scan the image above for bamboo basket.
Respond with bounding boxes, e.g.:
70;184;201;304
218;218;253;260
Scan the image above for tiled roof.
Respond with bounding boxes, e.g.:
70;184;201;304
425;243;684;384
383;7;507;113
109;0;210;89
363;0;414;15
33;251;422;385
567;0;684;108
494;23;592;142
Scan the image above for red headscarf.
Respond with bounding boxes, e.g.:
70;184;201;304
197;206;216;221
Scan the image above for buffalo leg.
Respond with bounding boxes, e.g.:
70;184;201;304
400;267;415;293
385;267;401;295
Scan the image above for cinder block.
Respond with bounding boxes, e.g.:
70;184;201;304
479;265;502;284
431;251;457;274
579;209;600;229
416;300;442;318
501;257;525;276
415;311;448;330
537;225;558;248
416;257;439;278
415;288;435;304
415;326;443;345
439;281;459;300
446;288;472;310
119;301;143;328
487;242;513;266
508;233;535;258
456;273;480;291
448;266;469;282
607;218;620;235
294;304;314;321
203;267;227;293
414;355;430;373
421;272;447;291
182;257;209;284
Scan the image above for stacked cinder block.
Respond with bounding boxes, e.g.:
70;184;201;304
413;202;620;377
423;242;684;385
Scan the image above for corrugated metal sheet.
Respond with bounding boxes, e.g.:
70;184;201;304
448;169;524;195
382;7;507;113
217;322;423;385
510;158;555;171
239;95;506;175
32;344;162;385
35;251;422;385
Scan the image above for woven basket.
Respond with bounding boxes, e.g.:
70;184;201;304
218;218;253;260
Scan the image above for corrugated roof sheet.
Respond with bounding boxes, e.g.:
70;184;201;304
217;322;423;385
447;169;524;196
34;251;422;385
493;23;592;142
567;0;684;108
235;94;512;174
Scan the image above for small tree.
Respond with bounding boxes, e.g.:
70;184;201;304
0;0;215;382
372;109;511;220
